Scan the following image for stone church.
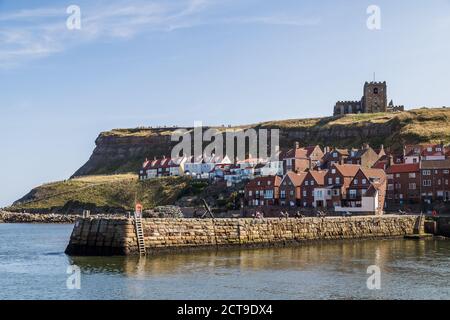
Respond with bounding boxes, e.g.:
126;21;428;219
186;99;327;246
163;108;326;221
333;81;404;116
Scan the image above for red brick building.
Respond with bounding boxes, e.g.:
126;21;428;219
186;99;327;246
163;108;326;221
300;170;327;207
343;168;387;213
279;172;307;207
345;145;380;169
245;176;282;206
386;163;420;205
324;164;360;207
321;148;349;169
420;160;450;203
282;144;323;173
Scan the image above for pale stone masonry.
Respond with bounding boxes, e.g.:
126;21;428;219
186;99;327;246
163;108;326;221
65;215;424;256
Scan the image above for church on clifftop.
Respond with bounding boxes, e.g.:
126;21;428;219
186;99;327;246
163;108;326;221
333;81;404;116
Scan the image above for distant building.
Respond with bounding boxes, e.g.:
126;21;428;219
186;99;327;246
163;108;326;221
279;172;307;207
282;143;323;173
420;159;450;203
333;81;404;116
386;163;421;205
245;176;282;206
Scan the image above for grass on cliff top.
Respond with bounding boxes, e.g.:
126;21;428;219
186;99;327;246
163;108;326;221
8;175;190;212
104;107;449;137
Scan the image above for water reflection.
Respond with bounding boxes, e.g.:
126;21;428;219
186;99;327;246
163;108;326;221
69;239;450;278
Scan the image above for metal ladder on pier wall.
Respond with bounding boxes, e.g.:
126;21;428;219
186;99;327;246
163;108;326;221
133;212;146;255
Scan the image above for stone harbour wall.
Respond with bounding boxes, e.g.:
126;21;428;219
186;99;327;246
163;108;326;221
65;215;423;256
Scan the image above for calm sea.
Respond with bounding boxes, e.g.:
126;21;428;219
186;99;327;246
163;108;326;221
0;223;449;300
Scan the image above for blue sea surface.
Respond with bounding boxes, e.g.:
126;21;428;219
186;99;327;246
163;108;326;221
0;223;450;300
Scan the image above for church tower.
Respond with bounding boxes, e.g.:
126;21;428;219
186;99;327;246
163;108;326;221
362;81;387;113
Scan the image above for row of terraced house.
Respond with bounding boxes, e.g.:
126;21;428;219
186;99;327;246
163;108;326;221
244;142;450;214
138;142;450;214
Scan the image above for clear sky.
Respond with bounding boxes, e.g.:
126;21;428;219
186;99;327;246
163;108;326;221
1;0;450;207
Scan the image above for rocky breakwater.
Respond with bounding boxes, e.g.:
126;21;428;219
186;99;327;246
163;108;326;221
0;211;80;223
65;215;423;256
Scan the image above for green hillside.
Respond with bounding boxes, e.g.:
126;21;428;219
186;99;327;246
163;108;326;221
8;175;191;213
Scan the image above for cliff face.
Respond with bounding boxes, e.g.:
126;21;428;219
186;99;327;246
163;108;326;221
73;108;450;177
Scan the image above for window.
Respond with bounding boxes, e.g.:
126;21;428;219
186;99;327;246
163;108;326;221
353;179;358;185
423;170;431;176
310;181;314;186
409;183;416;190
328;178;333;185
349;190;357;199
248;191;253;196
373;88;378;94
388;184;394;191
280;190;285;199
257;181;261;186
423;180;432;187
446;179;449;185
333;152;338;157
265;190;274;199
362;179;367;185
290;190;294;196
409;173;416;178
438;179;442;185
267;181;271;186
333;189;340;196
305;181;309;186
387;174;394;180
361;189;367;196
396;174;400;178
444;170;449;174
303;191;307;197
336;177;341;184
332;169;336;174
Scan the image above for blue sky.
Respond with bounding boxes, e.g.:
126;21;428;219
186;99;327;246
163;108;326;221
1;0;450;207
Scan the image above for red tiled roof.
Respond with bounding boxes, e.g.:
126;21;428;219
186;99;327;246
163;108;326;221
282;172;307;186
360;168;386;181
308;170;328;185
421;159;450;169
283;148;308;159
333;164;360;177
386;163;420;174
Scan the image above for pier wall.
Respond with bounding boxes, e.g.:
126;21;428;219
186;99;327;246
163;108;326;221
65;215;423;256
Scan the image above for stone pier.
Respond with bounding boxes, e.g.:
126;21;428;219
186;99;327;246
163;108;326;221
65;215;424;256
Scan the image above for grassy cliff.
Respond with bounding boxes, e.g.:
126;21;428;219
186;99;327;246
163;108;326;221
8;175;191;213
9;107;450;213
73;108;450;177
